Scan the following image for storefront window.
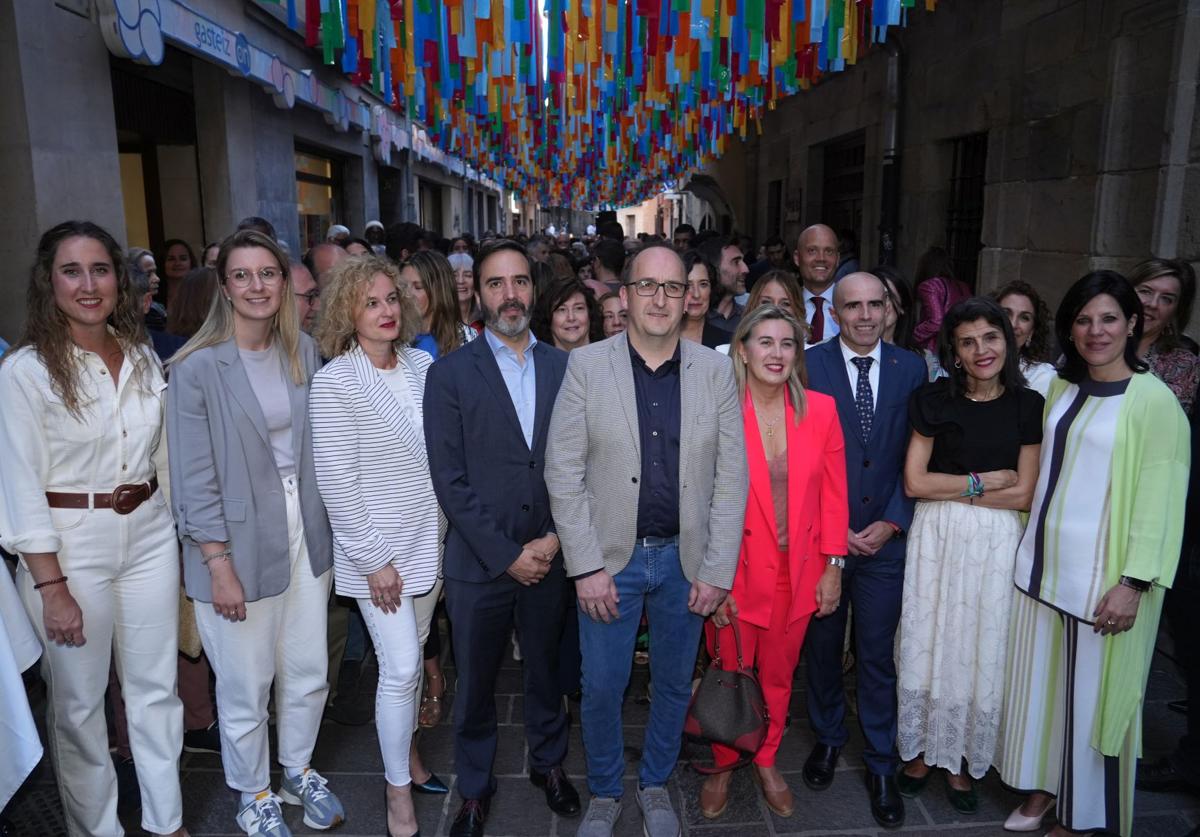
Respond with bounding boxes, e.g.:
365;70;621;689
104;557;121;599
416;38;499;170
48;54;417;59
296;149;341;253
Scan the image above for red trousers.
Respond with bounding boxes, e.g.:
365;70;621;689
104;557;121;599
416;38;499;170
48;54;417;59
706;554;812;768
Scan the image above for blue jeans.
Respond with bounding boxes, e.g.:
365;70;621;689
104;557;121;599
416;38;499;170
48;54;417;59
578;542;702;798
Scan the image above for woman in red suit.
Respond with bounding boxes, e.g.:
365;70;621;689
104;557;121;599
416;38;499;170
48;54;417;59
699;304;849;820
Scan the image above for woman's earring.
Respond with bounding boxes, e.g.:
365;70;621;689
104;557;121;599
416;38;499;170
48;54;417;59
954;359;962;369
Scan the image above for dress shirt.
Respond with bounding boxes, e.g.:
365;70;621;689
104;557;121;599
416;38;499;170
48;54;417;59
628;339;682;539
484;327;538;449
803;287;840;342
706;300;744;334
0;343;169;555
839;337;882;411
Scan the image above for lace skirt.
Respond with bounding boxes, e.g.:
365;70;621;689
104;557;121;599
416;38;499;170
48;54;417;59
896;499;1024;778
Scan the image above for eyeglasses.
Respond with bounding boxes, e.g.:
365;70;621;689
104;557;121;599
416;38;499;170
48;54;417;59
626;279;687;298
227;267;283;287
294;290;320;304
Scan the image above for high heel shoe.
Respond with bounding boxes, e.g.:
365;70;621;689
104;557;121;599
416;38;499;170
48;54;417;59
410;771;449;794
1003;796;1054;832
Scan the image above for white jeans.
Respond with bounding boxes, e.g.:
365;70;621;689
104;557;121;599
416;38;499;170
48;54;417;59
196;475;332;792
18;492;183;836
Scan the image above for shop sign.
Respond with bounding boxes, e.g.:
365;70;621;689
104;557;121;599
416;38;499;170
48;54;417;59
97;0;388;144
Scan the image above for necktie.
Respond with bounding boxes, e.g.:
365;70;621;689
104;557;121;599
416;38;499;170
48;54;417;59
852;356;874;441
809;296;825;344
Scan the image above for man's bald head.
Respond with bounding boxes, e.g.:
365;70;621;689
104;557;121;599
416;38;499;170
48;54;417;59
307;242;348;288
794;224;839;295
833;271;889;308
831;271;888;352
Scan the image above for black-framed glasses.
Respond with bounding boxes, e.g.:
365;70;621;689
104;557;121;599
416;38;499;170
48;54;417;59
294;290;320;304
626;279;687;298
227;267;283;287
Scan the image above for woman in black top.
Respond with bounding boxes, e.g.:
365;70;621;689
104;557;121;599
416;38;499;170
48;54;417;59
894;297;1043;813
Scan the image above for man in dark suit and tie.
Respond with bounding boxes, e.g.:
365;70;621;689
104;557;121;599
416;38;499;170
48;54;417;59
801;271;926;828
425;239;581;837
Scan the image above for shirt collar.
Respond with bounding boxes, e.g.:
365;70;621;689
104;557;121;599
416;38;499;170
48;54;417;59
804;286;834;305
628;337;682;373
839;335;882;368
484;326;536;357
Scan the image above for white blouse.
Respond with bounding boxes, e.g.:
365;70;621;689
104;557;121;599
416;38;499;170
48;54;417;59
0;343;169;555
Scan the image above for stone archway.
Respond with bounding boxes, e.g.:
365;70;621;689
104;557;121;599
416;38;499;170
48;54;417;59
682;174;736;235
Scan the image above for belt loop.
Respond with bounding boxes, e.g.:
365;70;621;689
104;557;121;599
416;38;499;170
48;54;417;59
88;492;95;511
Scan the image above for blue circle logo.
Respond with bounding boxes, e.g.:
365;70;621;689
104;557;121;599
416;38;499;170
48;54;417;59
235;33;251;76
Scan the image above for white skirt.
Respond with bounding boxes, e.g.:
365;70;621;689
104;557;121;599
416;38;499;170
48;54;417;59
896;499;1024;778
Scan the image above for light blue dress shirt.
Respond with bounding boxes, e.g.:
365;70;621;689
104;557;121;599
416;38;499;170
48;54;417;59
484;327;538;449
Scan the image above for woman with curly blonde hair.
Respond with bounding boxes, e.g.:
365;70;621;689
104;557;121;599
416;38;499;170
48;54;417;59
0;221;187;837
311;256;445;837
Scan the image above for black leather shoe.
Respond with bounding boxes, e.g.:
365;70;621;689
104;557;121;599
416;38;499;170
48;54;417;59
802;743;841;791
449;798;489;837
865;772;905;828
530;766;581;817
412;772;450;794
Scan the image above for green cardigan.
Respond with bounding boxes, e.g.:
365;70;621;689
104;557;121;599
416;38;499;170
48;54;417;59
1040;372;1190;755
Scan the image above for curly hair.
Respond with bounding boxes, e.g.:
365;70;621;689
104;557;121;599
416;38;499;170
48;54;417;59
5;221;149;417
402;250;466;358
992;279;1054;363
315;255;421;358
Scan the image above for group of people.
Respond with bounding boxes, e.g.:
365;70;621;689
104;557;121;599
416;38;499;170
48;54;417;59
0;215;1194;837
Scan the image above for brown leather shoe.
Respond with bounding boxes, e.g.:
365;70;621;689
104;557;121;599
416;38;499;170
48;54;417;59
753;768;794;818
699;772;731;819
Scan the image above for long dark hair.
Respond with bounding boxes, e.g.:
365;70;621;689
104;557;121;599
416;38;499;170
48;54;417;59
1056;271;1149;383
870;263;917;352
992;279;1053;363
7;221;149;416
532;276;602;347
938;296;1025;397
681;249;718;319
166;266;219;339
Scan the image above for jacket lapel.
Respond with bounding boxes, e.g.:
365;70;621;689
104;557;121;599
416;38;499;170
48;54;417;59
865;343;902;446
742;390;776;538
349;345;426;463
610;333;641;460
530;342;556;451
472;333;530;449
215;338;271;448
287;353;308;464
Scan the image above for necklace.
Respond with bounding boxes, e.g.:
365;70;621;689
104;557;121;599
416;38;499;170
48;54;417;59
762;412;783;437
965;386;1003;402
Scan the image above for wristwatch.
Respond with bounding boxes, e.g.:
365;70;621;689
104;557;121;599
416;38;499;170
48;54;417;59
827;555;846;569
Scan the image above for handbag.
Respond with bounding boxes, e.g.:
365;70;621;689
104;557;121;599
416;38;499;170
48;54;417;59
178;586;203;661
683;617;768;773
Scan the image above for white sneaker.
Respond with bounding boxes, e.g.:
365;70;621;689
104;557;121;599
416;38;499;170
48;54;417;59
236;791;292;837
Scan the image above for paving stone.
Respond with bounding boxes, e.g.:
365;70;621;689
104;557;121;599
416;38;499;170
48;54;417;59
910;768;1025;826
676;764;764;828
771;768;883;833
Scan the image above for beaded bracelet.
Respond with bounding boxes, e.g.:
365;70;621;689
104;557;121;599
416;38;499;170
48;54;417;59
34;575;68;590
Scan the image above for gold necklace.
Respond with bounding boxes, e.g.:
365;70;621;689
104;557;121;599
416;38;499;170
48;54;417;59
762;412;783;437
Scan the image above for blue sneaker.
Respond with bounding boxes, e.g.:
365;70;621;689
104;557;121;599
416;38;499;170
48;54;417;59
279;768;345;830
236;791;292;837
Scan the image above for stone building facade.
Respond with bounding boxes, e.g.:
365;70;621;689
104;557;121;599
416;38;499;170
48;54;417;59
706;0;1200;333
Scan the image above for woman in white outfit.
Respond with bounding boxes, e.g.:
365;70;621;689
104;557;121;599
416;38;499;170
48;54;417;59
0;221;186;837
167;230;342;837
310;255;443;837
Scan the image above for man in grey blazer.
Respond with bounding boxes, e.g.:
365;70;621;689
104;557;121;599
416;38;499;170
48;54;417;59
545;244;747;837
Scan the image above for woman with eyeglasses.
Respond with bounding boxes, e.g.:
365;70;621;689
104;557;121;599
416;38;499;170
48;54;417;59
0;221;187;837
167;230;343;837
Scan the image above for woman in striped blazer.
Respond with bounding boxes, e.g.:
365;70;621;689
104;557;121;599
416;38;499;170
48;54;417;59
310;255;444;837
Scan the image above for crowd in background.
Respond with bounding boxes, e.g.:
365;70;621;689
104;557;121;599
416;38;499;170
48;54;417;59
0;212;1196;837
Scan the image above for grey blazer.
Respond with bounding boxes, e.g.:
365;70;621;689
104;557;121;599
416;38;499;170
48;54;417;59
544;333;748;587
166;335;332;603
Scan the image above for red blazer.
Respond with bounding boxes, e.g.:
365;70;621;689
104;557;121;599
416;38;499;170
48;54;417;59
730;388;849;629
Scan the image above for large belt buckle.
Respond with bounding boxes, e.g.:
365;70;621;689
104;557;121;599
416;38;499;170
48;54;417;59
111;482;146;515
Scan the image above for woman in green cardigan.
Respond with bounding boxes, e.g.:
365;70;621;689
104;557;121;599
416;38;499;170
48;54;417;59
997;271;1190;835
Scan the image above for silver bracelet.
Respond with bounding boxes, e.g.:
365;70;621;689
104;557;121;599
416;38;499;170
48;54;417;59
201;549;232;566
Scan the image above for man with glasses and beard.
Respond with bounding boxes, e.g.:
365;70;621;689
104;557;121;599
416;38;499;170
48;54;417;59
424;239;581;837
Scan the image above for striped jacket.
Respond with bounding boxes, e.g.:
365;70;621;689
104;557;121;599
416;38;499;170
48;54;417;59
310;343;443;600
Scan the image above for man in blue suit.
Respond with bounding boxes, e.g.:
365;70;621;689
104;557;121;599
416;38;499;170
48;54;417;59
801;272;926;828
425;239;581;837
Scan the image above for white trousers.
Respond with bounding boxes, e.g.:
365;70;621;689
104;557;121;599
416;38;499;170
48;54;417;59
19;492;183;837
196;475;332;792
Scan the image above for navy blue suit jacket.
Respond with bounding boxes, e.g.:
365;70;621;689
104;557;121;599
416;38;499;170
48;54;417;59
805;339;926;561
424;334;568;583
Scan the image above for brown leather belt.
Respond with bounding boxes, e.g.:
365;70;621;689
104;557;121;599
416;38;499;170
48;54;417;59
46;477;159;515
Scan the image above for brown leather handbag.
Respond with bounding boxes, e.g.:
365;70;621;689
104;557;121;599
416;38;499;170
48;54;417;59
683;618;768;773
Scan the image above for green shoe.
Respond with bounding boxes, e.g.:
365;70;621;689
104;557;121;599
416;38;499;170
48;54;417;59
945;778;978;814
895;768;930;798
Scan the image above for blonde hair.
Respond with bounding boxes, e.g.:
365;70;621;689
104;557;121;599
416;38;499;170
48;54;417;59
169;230;306;384
730;304;808;422
315;255;422;358
402;250;464;358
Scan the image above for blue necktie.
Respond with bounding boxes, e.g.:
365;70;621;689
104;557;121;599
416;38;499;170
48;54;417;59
852;356;874;441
